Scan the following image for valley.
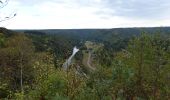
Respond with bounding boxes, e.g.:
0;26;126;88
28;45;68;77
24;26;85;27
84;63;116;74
0;27;170;99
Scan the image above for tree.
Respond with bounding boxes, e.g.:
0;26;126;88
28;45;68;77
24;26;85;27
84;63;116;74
144;34;170;99
0;34;35;98
26;66;86;100
0;0;16;23
115;33;170;99
0;32;5;47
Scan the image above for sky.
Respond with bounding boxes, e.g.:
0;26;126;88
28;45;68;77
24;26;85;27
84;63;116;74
1;0;170;29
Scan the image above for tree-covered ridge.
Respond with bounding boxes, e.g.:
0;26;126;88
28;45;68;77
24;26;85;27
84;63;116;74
0;28;170;99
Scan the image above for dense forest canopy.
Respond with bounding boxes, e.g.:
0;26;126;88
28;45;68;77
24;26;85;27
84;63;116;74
0;27;170;100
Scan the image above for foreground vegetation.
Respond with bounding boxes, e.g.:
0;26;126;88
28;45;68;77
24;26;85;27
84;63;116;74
0;28;170;100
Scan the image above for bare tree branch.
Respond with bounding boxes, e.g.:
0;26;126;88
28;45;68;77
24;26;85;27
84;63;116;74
0;13;16;22
0;0;16;23
0;0;9;9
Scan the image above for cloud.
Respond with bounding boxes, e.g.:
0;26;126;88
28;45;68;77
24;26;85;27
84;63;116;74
3;0;170;29
8;0;170;19
96;0;170;19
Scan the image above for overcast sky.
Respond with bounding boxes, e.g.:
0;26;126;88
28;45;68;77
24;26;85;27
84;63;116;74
1;0;170;29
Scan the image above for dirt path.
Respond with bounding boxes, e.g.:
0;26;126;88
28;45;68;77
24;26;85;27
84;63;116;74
87;51;95;71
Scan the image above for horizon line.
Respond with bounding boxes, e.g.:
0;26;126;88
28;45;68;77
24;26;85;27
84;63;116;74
7;26;170;30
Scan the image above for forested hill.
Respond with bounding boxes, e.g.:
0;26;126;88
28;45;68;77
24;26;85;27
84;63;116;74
15;27;170;35
13;27;170;42
0;27;18;37
1;27;170;99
